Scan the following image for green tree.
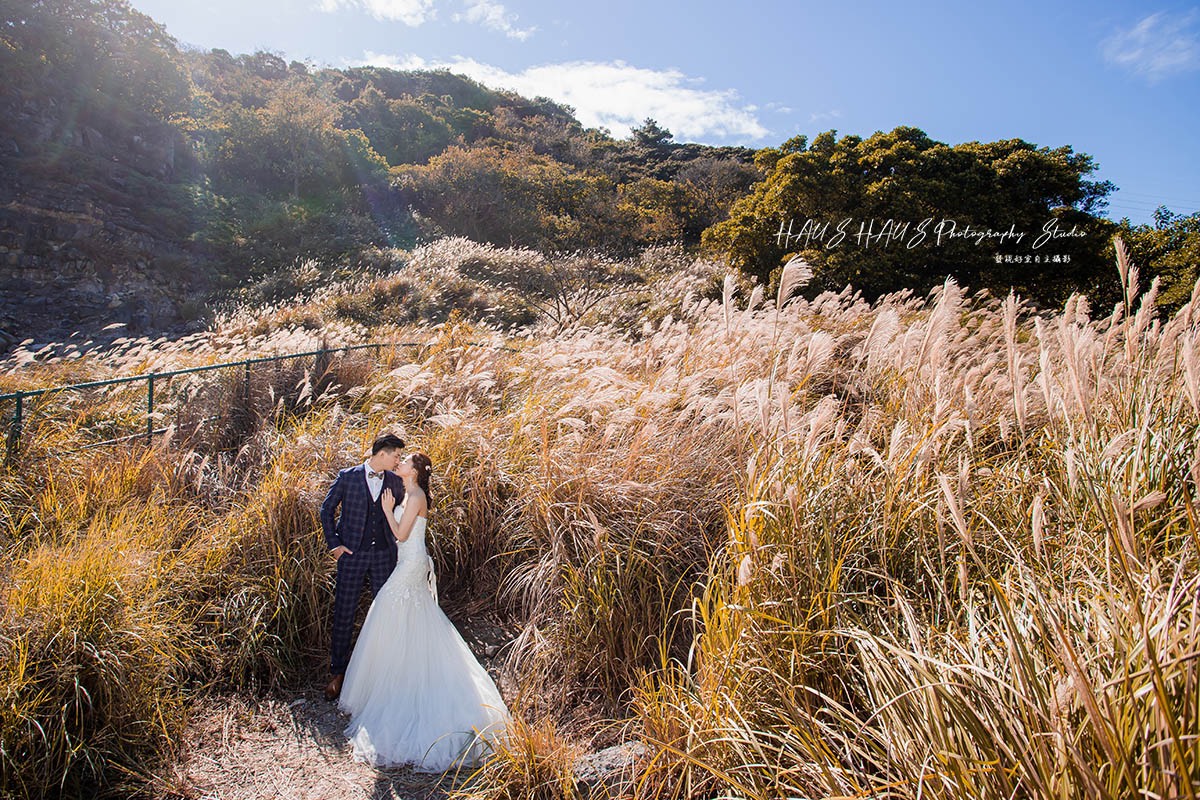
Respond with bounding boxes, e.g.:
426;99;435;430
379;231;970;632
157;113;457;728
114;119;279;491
631;118;675;152
618;177;694;243
345;84;454;165
399;143;619;251
259;76;340;198
673;156;760;237
212;102;271;189
0;0;190;125
1118;208;1200;312
703;126;1115;305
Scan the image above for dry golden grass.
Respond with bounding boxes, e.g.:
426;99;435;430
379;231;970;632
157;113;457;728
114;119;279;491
1;237;1197;798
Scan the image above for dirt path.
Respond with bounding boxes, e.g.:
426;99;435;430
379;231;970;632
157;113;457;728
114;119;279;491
157;691;462;800
155;609;514;800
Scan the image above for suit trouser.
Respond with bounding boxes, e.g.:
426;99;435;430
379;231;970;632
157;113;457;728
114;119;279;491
330;545;396;674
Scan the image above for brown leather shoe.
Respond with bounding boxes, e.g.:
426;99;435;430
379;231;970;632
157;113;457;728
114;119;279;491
324;673;344;701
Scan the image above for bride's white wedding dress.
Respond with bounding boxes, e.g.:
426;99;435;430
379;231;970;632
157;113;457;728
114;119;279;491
338;515;509;771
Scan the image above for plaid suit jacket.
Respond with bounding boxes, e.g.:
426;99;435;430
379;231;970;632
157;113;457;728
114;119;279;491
320;464;405;552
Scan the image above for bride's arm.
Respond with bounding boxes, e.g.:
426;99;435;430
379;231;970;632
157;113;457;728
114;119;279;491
382;488;427;543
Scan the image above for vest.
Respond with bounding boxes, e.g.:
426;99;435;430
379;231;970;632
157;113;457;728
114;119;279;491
365;492;389;548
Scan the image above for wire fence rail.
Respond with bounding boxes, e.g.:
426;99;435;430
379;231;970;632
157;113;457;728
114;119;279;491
1;341;421;464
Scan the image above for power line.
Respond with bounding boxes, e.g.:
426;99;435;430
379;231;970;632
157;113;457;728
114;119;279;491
1110;190;1200;205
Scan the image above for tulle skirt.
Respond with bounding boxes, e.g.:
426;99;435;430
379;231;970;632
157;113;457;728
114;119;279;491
338;562;509;772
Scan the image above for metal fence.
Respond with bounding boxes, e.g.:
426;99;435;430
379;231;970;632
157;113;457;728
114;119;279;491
2;342;418;463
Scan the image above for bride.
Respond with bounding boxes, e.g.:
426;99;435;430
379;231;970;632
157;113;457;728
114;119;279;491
338;451;509;771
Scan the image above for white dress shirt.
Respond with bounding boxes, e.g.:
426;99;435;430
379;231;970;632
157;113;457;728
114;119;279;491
364;460;384;501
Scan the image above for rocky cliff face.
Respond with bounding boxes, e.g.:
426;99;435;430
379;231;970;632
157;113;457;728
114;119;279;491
0;107;206;351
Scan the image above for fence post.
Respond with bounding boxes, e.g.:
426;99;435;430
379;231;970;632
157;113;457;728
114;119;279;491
244;361;251;400
5;393;22;464
146;374;155;443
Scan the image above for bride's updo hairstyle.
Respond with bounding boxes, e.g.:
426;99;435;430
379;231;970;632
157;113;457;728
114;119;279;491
411;451;434;507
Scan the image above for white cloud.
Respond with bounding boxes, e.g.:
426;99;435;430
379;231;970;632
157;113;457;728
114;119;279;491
454;0;536;40
808;109;841;123
362;52;430;70
316;0;436;26
359;52;770;143
1102;10;1200;81
318;0;535;37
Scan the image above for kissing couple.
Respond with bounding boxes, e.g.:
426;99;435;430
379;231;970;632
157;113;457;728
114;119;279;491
319;433;509;771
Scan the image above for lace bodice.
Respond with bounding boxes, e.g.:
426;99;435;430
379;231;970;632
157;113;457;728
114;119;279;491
395;514;428;563
383;514;436;603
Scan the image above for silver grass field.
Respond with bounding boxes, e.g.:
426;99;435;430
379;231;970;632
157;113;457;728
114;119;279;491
1;238;1196;799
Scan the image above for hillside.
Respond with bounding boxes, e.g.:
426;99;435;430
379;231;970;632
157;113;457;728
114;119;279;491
0;0;758;347
7;0;1200;356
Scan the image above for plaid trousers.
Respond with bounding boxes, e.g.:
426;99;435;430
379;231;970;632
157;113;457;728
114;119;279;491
329;545;396;674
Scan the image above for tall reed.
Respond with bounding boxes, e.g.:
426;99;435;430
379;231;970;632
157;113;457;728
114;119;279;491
3;237;1197;800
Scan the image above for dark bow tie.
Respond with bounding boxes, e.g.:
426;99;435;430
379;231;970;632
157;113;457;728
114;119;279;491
367;470;384;480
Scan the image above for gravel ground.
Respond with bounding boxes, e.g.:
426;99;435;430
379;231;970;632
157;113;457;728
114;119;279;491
153;606;515;800
155;691;464;800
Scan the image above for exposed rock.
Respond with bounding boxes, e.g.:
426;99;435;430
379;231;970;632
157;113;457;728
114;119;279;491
573;741;649;798
0;182;204;347
0;107;208;351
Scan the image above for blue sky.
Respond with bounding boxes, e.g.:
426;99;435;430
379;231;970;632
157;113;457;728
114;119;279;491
128;0;1200;224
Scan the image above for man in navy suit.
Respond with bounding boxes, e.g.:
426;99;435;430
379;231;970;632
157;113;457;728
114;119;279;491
320;432;406;700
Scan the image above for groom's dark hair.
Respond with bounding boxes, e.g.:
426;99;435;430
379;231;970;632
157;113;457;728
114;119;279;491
371;433;406;454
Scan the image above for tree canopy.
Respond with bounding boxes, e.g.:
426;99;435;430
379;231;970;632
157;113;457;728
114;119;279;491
1117;208;1200;311
0;0;189;124
704;127;1117;305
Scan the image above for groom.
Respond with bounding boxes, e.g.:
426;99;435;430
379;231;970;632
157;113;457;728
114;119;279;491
320;432;407;701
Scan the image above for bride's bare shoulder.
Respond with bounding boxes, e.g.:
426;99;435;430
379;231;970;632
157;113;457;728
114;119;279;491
402;487;429;517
